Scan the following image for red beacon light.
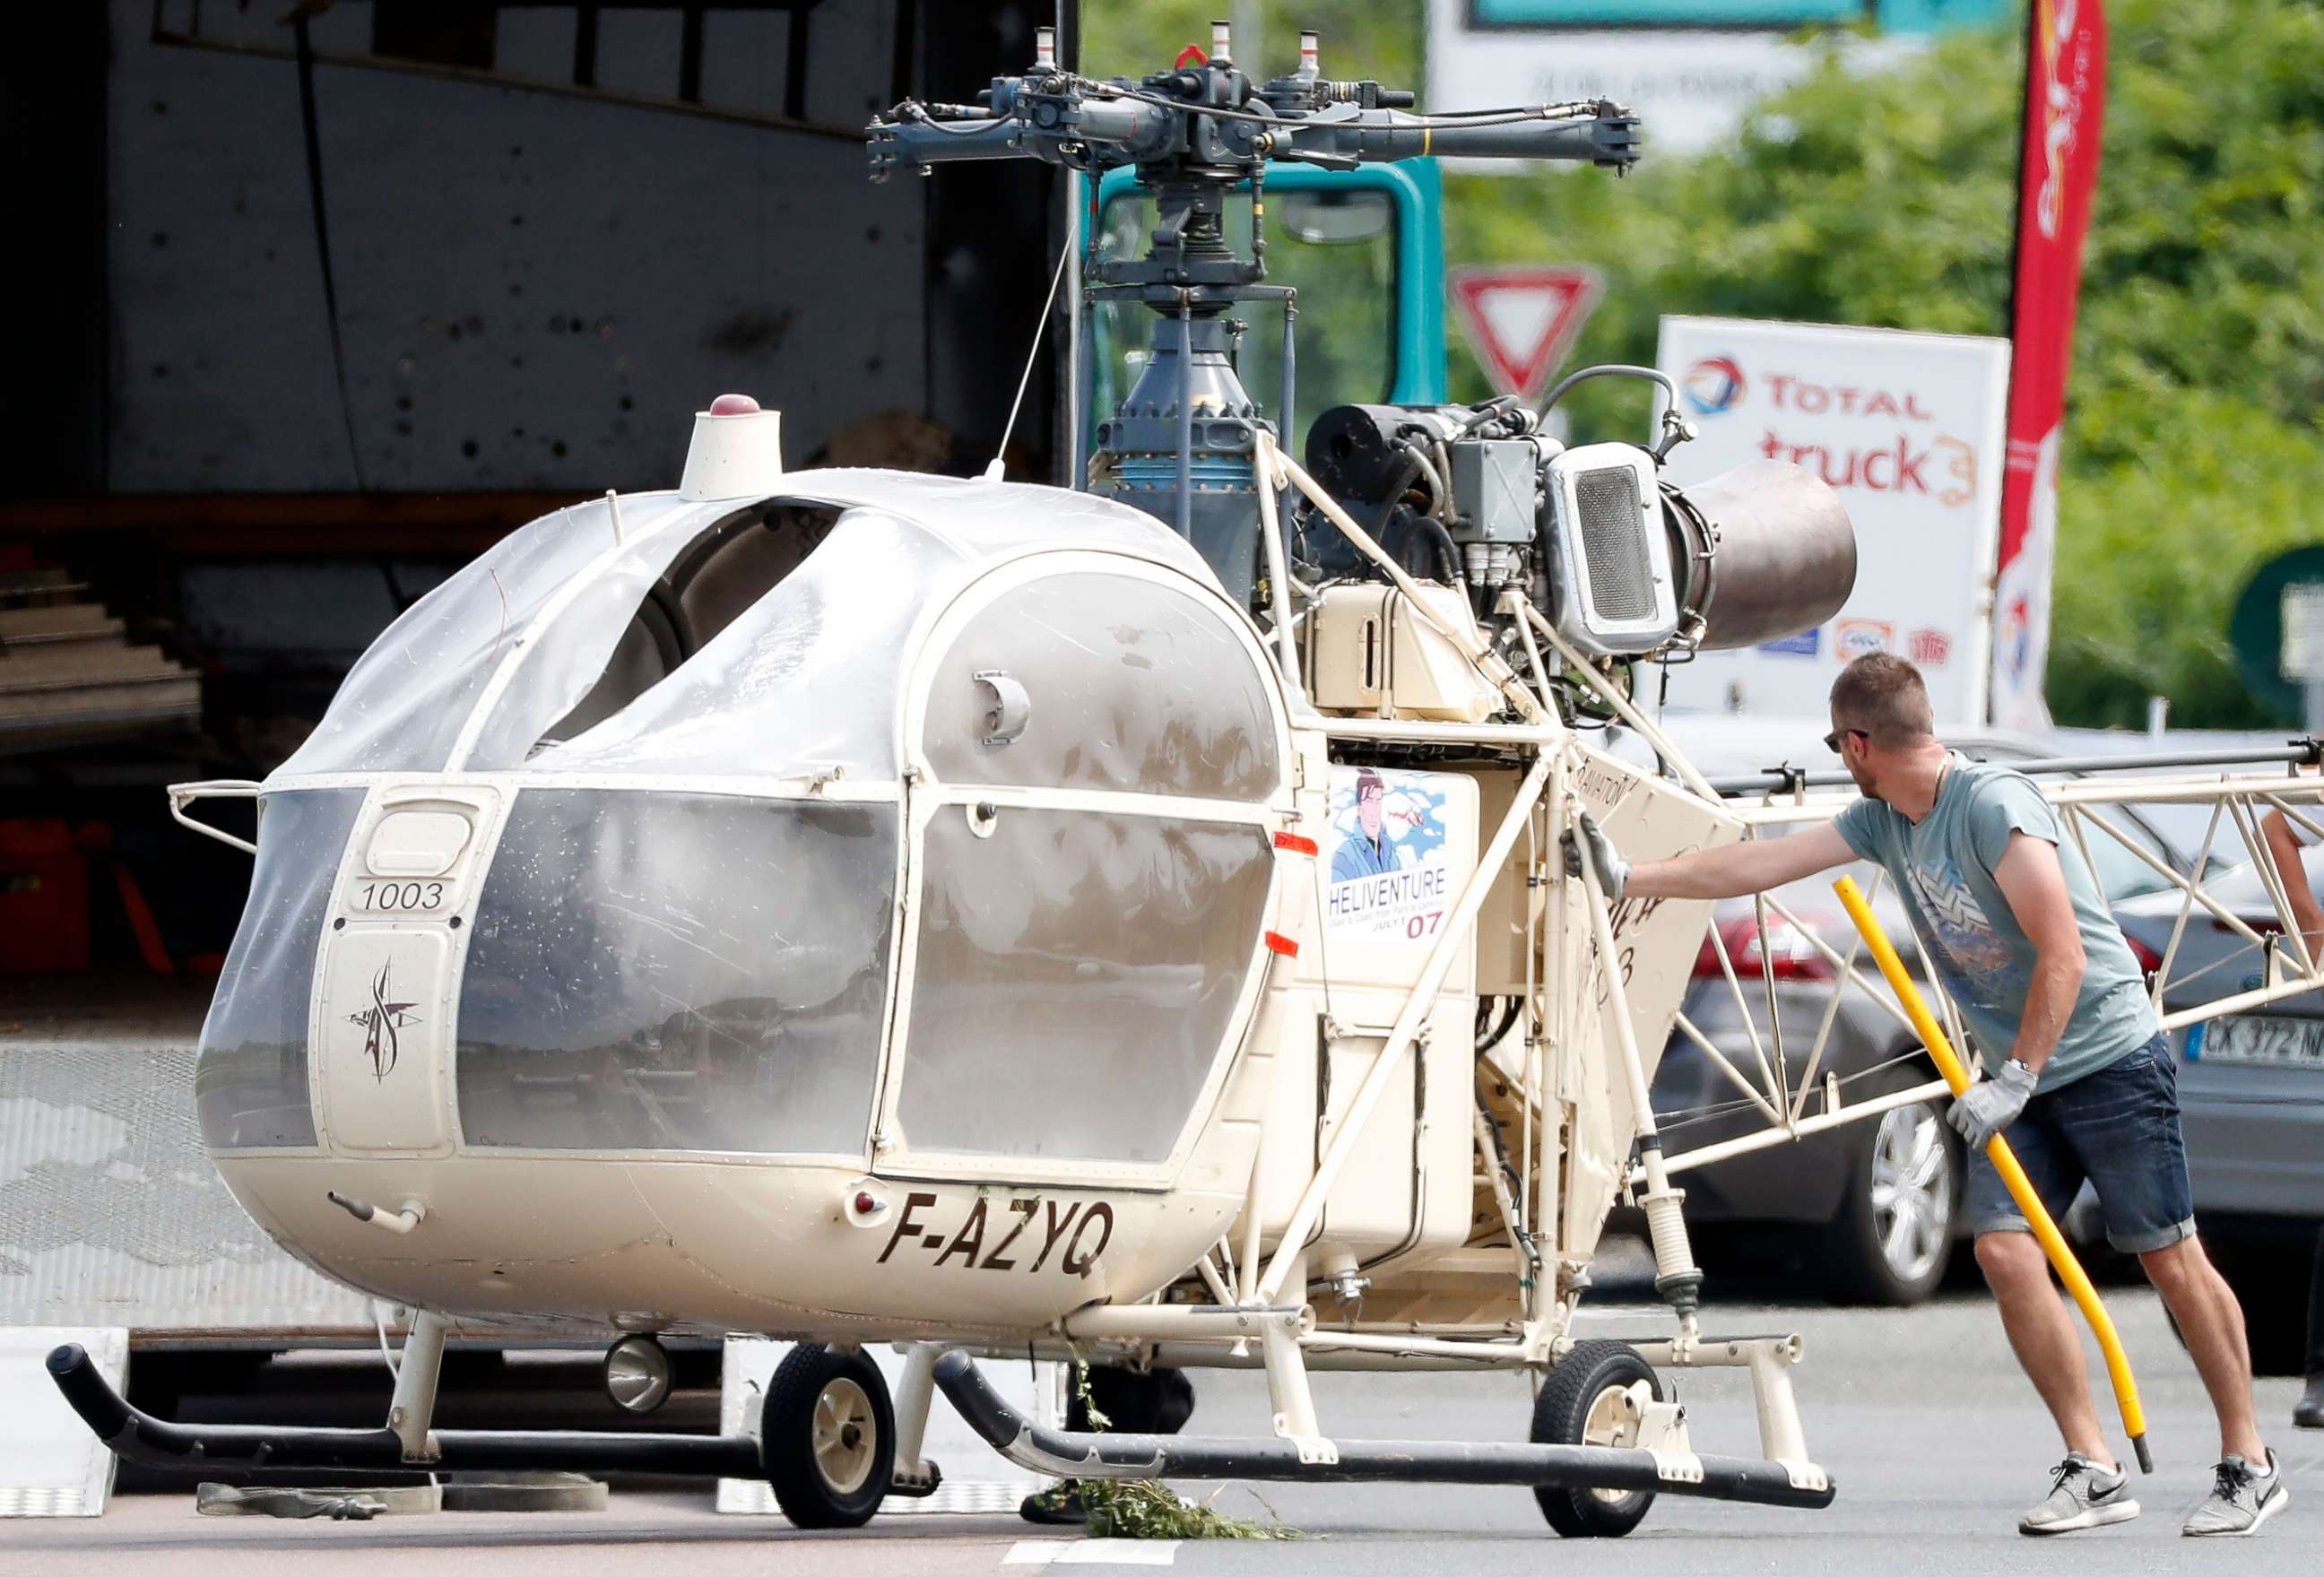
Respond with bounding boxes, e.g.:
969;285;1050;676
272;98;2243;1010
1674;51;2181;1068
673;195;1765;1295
680;394;784;500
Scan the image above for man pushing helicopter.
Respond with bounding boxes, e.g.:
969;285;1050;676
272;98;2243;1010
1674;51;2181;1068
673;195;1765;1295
1566;652;2287;1538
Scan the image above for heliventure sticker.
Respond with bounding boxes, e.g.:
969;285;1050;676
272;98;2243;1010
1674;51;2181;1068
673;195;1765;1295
1324;767;1451;941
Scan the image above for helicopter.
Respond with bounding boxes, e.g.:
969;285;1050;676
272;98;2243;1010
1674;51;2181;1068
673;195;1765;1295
45;22;2324;1541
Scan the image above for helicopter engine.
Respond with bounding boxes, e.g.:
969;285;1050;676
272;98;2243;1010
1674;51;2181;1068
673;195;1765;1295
1301;399;1858;660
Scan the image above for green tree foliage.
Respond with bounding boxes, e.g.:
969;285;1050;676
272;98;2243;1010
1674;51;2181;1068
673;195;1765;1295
1084;2;2324;724
1082;2;1418;84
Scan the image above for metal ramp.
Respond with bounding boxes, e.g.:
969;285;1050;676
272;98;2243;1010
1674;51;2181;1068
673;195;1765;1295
0;1326;126;1516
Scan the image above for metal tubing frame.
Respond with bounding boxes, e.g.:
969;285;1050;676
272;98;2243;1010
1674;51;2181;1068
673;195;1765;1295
1707;741;2322;799
1251;438;1305;697
386;1308;448;1461
1668;1010;1783;1125
1647;761;2324;1195
1787;869;1884;1122
1732;773;2324;1028
1254;754;1555;1306
889;1341;941;1478
1643;1077;1955;1180
1522;603;1720;801
2151;797;2227;1013
167;778;262;856
1062;1304;1290;1341
1175;299;1194;537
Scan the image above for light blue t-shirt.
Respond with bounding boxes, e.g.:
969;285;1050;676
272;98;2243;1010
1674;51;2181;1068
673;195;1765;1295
1834;757;2155;1092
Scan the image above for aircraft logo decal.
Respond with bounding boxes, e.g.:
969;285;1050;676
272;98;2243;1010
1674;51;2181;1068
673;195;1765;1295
347;963;421;1082
1324;767;1452;940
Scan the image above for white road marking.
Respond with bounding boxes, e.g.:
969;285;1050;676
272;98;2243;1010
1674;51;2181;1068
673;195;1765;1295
1004;1539;1181;1566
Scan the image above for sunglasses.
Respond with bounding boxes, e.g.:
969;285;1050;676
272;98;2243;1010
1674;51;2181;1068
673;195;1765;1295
1824;727;1868;754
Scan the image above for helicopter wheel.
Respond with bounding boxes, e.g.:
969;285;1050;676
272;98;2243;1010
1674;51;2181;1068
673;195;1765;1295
1530;1339;1661;1538
761;1344;896;1529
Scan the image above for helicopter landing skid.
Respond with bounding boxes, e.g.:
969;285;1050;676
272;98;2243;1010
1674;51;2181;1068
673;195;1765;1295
45;1340;767;1480
46;1339;1832;1513
932;1351;1835;1510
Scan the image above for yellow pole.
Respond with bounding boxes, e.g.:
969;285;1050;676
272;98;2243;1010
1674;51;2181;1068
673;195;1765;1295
1833;876;2152;1473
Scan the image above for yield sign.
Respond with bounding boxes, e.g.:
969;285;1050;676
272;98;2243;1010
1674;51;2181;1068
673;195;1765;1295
1448;265;1604;403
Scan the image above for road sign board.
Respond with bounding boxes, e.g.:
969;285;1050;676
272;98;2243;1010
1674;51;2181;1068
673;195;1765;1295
1448;265;1602;403
1652;316;2012;724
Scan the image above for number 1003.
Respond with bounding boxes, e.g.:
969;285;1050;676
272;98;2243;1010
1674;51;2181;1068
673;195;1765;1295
359;880;445;912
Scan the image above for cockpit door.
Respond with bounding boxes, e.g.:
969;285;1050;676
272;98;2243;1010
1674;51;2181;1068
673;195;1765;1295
875;555;1291;1186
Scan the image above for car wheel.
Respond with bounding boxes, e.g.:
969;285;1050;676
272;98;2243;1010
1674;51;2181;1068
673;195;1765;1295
1531;1340;1660;1538
761;1344;895;1529
1825;1100;1958;1305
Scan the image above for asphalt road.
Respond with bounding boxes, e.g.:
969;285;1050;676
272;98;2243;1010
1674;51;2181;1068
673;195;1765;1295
5;1259;2317;1576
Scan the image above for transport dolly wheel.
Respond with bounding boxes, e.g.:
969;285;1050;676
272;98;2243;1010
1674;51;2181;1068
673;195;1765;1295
1532;1340;1661;1538
762;1345;896;1529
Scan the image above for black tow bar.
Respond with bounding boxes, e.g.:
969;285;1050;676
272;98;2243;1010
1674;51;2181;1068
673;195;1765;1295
43;1343;762;1479
932;1351;1835;1510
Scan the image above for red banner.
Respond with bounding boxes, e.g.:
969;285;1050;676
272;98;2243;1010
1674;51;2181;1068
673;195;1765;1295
1990;0;2106;728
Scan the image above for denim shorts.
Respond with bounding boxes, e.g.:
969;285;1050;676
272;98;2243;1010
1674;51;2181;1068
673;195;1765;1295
1964;1032;2197;1254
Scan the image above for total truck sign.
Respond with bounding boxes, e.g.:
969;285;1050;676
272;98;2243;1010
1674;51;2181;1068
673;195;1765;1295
1654;316;2011;724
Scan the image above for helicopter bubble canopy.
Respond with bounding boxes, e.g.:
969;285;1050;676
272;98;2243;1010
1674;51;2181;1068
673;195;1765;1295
204;471;1294;1191
273;472;1243;782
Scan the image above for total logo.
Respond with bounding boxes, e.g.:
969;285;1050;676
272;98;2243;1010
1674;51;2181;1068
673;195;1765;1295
1834;619;1895;662
1683;356;1747;416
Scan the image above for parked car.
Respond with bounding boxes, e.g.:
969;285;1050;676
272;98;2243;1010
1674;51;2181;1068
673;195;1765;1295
1609;715;2199;1305
2117;845;2324;1374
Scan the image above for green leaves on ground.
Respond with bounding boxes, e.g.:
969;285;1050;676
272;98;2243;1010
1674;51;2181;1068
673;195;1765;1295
1079;1477;1305;1540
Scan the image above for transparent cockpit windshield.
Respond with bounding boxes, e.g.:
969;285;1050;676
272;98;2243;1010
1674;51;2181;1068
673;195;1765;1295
922;571;1279;799
271;493;692;778
197;788;364;1148
898;811;1272;1165
456;791;896;1155
451;500;761;771
530;508;969;781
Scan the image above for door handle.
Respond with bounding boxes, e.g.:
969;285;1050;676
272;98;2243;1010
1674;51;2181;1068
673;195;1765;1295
972;670;1029;747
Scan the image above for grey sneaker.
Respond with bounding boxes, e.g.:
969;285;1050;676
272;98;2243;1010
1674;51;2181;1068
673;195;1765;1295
2183;1450;2288;1537
2021;1453;2140;1535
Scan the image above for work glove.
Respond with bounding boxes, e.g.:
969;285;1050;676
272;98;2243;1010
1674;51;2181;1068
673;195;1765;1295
1561;810;1629;905
1947;1058;2037;1149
